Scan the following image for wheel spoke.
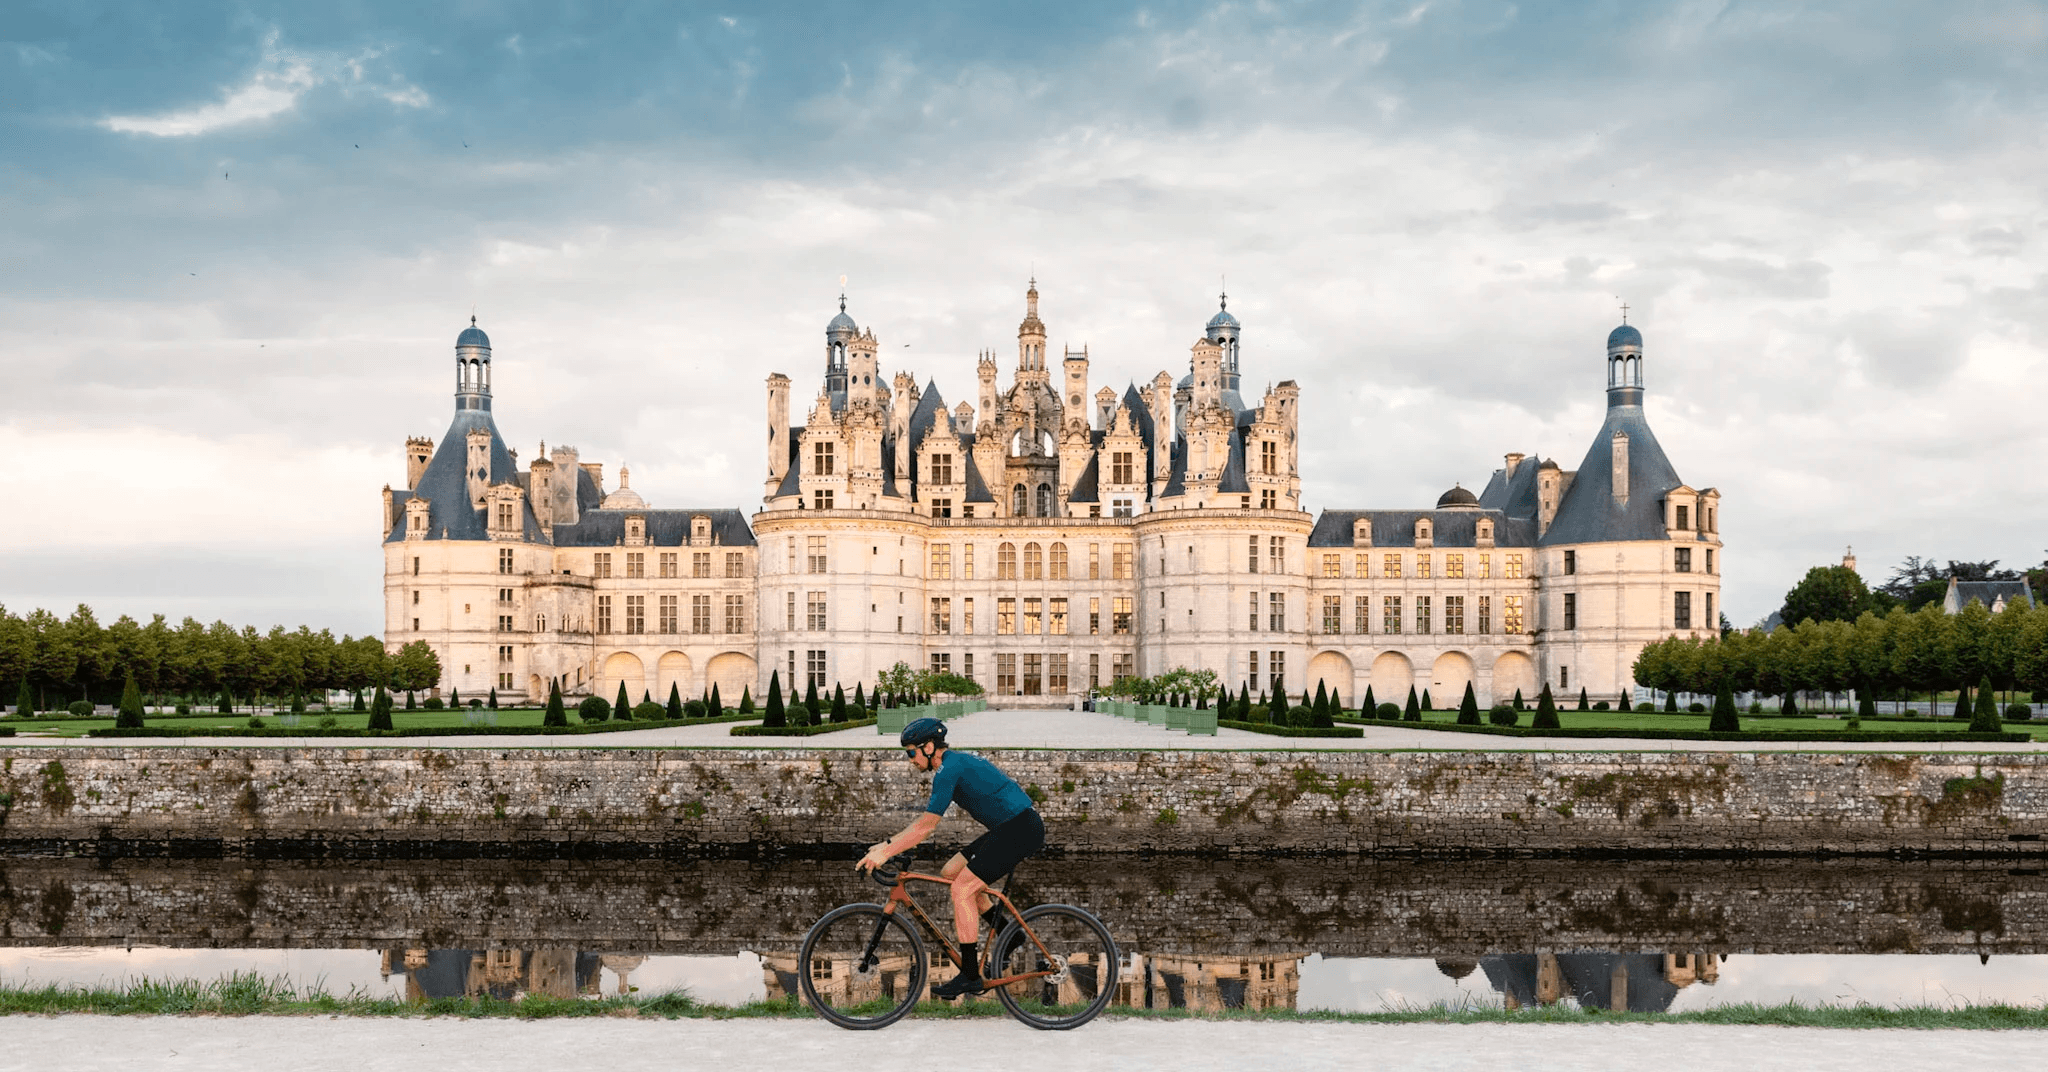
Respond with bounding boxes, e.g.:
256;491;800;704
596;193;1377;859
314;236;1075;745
797;905;925;1030
990;905;1118;1030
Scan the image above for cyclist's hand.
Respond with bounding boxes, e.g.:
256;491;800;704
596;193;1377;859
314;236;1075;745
856;845;889;872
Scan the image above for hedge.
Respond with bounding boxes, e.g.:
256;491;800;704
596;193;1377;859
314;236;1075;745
1217;719;1363;738
1328;715;2028;744
731;717;879;737
85;711;762;739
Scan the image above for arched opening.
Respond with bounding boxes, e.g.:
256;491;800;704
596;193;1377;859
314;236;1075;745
1431;651;1475;705
706;652;759;700
601;652;645;704
1491;651;1537;707
1037;483;1052;517
1370;651;1414;700
527;674;544;702
1013;484;1028;515
1307;651;1355;707
657;651;692;701
1023;542;1043;580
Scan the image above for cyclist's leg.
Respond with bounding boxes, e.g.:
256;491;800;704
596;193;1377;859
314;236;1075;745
941;851;997;924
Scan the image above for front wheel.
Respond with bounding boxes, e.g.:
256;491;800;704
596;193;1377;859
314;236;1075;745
988;904;1119;1030
797;903;927;1030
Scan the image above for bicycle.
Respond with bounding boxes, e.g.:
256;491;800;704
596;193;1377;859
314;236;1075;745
796;856;1118;1030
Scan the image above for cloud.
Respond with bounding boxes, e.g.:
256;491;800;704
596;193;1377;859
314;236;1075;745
100;31;426;137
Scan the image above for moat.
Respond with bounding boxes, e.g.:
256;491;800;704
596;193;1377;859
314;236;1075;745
0;855;2037;1013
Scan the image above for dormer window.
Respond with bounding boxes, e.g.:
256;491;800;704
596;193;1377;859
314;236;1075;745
1414;519;1433;548
691;515;711;545
1352;518;1373;547
405;498;431;539
625;515;647;547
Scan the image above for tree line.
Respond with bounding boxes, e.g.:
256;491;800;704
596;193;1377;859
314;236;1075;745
0;604;439;712
1635;599;2048;710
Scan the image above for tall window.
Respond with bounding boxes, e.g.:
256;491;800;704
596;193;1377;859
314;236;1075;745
1088;544;1100;580
1675;548;1692;573
964;653;975;680
499;547;514;574
1024;653;1044;695
1503;595;1524;634
1478;554;1491;579
1383;596;1402;634
807;650;827;691
807;536;828;573
1049;654;1069;694
1676;504;1690;530
1504;554;1524;580
1260;440;1277;475
998;542;1018;579
726;552;746;578
1414;595;1431;635
1247;535;1260;573
998;598;1017;635
1038;484;1053;516
997;653;1018;695
930;597;951;634
1355;595;1369;634
1050;597;1068;635
1268;652;1286;694
1478;595;1492;634
1112;544;1133;579
724;595;745;633
1706;592;1715;628
496;502;514;530
1089;597;1100;635
659;594;678;633
812;440;835;475
1248;651;1260;688
1113;653;1134;683
1383;553;1401;579
692;552;711;578
499;587;513;603
963;597;975;634
597;595;613;633
1267;536;1284;574
1013;484;1028;516
785;591;796;630
595;553;613;578
660;552;678;578
1706;548;1715;574
1111;451;1134;483
1248;591;1260;631
1024;542;1044;580
1414;554;1430;580
931;498;952;518
1563;593;1577;630
625;552;645;578
1322;595;1341;634
1322;554;1341;578
1023;597;1042;635
625;595;646;634
807;591;827;631
1563;550;1576;575
1112;597;1133;634
1674;591;1692;629
931;453;953;484
930;544;951;579
1049;542;1069;579
1445;553;1464;579
964;544;975;579
1446;595;1465;634
1267;592;1285;632
691;594;712;634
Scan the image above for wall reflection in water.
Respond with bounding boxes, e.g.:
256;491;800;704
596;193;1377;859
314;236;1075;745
378;949;645;1002
1442;953;1719;1013
758;950;1306;1012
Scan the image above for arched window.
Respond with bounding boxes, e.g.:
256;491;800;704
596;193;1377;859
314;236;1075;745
997;542;1018;580
1024;542;1043;580
1012;484;1028;515
1037;483;1052;516
1049;542;1069;580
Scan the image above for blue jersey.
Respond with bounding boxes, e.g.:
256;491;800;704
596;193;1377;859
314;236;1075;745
925;750;1033;829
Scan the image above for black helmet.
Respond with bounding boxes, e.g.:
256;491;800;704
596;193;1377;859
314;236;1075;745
899;717;947;748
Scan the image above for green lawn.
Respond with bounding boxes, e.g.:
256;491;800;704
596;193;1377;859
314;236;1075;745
1379;708;2048;740
2;708;625;738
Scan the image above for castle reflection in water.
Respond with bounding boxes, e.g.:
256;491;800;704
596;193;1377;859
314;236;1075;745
381;946;1716;1012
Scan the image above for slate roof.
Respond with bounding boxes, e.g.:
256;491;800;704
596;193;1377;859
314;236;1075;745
384;409;529;543
1947;579;2036;613
1308;509;1538;548
1476;456;1544;521
1067;451;1100;503
960;435;995;503
1539;401;1685;546
772;426;804;499
553;507;757;547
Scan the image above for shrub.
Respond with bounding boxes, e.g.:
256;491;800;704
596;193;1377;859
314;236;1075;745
542;680;568;728
1576;687;1589;711
469;699;483;709
1531;685;1560;730
685;699;707;717
1290;689;1316;729
352;691;367;712
68;700;93;717
615;681;632;723
1512;689;1526;711
1488;705;1518;727
1377;703;1401;720
318;716;339;729
1954;688;1972;720
1402;687;1421;722
1971;676;2002;733
13;679;31;717
424;697;444;710
633;701;665;721
830;684;848;724
175;703;192;716
247;716;265;729
1858;692;1877;721
1269;687;1290;727
219;691;234;714
1360;686;1376;720
1845;716;1862;731
1664;691;1679;713
1456;682;1481;726
763;671;787;728
803;679;822;725
578;696;611;723
739;686;755;714
1748;701;1763;714
1247;704;1268;724
488;687;499;710
289;693;306;715
667;683;685;721
450;688;461;708
367;687;394;731
1420;688;1434;711
405;692;416;710
1781;692;1798;717
116;676;145;729
1686;702;1706;714
2009;704;2034;720
1592;701;1610;711
1636;701;1657;712
1709;680;1740;733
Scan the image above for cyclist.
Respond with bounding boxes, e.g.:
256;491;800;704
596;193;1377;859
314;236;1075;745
857;716;1044;999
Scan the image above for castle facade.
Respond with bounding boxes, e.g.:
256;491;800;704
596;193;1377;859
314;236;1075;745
383;285;1721;708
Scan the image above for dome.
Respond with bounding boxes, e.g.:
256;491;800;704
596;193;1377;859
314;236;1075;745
1436;484;1479;509
456;317;490;349
827;295;858;335
602;487;646;509
1207;292;1239;332
1607;323;1642;350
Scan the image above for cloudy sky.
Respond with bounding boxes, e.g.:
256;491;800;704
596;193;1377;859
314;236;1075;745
3;1;2044;636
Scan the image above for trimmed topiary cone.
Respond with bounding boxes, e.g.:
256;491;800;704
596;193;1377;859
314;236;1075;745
615;680;632;722
1532;685;1561;730
1954;686;1973;720
1972;675;2003;733
1361;685;1377;719
14;678;33;717
1710;679;1740;733
115;675;146;729
1512;689;1525;711
369;686;396;731
1456;682;1480;725
542;680;567;727
739;685;755;714
488;687;499;710
666;683;684;720
764;671;787;727
710;683;724;718
831;683;847;723
802;679;821;726
1577;687;1589;711
1421;688;1434;711
1403;686;1421;722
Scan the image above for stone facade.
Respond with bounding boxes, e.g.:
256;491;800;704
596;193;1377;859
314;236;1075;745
384;290;1722;707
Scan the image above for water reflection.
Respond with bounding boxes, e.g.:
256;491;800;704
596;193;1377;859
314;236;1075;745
378;949;644;1002
1463;953;1717;1013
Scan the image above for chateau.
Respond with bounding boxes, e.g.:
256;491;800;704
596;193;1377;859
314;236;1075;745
383;285;1722;709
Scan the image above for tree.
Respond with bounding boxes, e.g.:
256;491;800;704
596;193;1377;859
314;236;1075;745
710;683;724;717
1532;685;1561;730
1457;682;1481;725
1577;687;1589;711
14;678;32;717
1971;675;2001;732
367;686;395;731
115;675;145;729
218;689;233;714
1710;679;1740;733
1403;686;1421;722
615;680;632;722
389;640;441;695
830;683;847;723
764;670;787;728
1420;688;1434;711
853;682;866;712
488;687;499;710
1361;685;1376;720
1782;691;1799;716
543;680;568;727
739;685;755;714
1780;564;1873;627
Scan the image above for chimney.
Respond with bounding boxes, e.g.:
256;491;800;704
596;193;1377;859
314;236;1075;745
1503;452;1525;480
405;437;433;490
465;427;492;508
1611;431;1630;504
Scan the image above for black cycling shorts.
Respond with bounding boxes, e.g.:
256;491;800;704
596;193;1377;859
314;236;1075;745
963;808;1044;883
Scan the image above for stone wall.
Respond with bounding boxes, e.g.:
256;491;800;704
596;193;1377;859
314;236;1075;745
0;746;2042;856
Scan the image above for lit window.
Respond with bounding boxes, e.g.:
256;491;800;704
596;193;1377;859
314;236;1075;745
930;544;951;579
1023;598;1042;635
625;595;645;634
1446;595;1465;634
1322;595;1341;634
1383;553;1401;579
1478;595;1491;634
1112;597;1133;634
1024;542;1043;580
1503;595;1524;634
930;597;951;634
693;552;711;578
660;552;678;578
1112;544;1133;580
627;552;645;579
1049;542;1069;579
1383;596;1402;635
1050;597;1068;635
998;542;1018;579
1479;554;1491;579
1355;595;1369;634
1445;554;1463;579
1505;554;1524;579
998;598;1017;635
1322;554;1340;578
659;594;678;633
724;595;745;633
1267;592;1284;632
1414;595;1431;634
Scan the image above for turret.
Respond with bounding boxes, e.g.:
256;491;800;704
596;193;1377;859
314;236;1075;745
824;295;857;410
1606;321;1644;407
455;317;492;412
977;351;999;425
766;373;791;498
1062;345;1090;429
1205;291;1241;394
405;436;433;489
1016;279;1049;385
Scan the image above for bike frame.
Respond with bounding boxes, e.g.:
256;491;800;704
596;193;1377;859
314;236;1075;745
878;870;1057;990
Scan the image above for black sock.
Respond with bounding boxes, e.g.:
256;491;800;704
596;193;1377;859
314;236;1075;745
959;939;979;978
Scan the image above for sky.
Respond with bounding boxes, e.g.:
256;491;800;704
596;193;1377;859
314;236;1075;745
2;0;2045;637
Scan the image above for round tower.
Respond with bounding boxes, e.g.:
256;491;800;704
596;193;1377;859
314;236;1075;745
455;316;491;412
1606;321;1644;407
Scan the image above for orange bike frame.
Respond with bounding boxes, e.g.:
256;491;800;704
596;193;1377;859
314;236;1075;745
882;871;1056;990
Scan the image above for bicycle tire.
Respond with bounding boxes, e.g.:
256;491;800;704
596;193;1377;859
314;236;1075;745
988;903;1119;1030
797;903;927;1030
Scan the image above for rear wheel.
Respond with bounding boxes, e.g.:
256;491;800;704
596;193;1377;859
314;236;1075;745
988;904;1119;1030
797;903;926;1030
